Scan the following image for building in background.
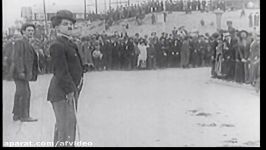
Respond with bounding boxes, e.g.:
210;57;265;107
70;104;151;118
21;7;33;21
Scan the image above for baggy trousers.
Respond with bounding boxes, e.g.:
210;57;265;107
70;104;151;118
51;79;82;147
51;98;78;147
12;79;31;118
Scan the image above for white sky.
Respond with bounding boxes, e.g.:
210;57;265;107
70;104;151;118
3;0;147;31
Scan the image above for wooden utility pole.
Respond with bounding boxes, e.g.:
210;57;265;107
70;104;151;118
128;0;130;6
43;0;48;35
84;0;87;19
109;0;111;11
104;0;107;13
95;0;98;14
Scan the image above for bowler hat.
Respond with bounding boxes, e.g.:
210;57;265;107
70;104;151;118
20;23;35;34
238;30;249;38
51;10;76;23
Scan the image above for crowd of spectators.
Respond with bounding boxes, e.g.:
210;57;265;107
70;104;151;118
104;0;227;27
3;0;259;92
4;22;259;93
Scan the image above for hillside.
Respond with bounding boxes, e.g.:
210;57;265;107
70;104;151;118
80;9;260;37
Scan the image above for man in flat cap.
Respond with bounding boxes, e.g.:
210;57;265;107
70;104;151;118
12;23;38;122
47;10;86;146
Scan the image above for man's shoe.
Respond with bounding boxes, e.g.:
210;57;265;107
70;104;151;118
13;115;20;121
20;117;38;122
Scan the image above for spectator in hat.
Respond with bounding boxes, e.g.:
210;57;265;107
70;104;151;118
105;38;114;70
47;10;85;146
111;38;121;70
180;36;190;68
81;38;94;69
198;35;207;67
189;35;197;68
249;33;260;86
235;30;250;83
147;39;157;69
137;40;148;69
221;32;237;81
124;37;135;70
158;38;168;68
12;23;38;122
92;40;103;71
171;38;182;67
214;37;224;77
210;32;220;77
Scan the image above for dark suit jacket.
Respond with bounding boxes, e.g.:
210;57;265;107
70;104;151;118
13;37;38;81
47;36;84;102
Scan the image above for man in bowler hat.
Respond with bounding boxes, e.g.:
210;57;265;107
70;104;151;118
12;23;38;122
47;10;86;146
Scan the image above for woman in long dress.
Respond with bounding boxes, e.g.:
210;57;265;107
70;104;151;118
180;36;190;68
137;41;148;69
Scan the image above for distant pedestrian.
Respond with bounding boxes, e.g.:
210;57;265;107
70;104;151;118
240;9;245;18
152;13;156;24
249;13;253;27
254;12;260;26
163;12;167;23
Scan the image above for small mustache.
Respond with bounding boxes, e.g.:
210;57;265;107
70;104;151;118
68;27;72;30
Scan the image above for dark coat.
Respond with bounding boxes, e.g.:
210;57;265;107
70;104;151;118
13;37;38;81
112;42;120;58
125;41;135;57
223;38;237;61
47;36;84;102
249;40;260;62
81;42;93;64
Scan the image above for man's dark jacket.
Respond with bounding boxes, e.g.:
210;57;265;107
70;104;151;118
13;37;38;81
47;36;84;102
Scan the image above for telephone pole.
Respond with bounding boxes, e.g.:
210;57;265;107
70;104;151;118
43;0;48;35
95;0;98;14
104;0;107;13
109;0;111;11
84;0;87;19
